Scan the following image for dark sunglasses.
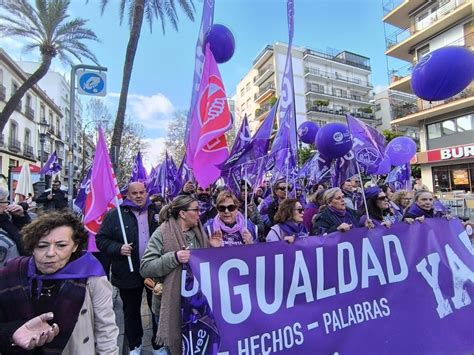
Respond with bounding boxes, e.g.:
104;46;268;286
217;205;237;213
277;186;288;191
377;196;389;201
294;208;304;214
184;208;200;212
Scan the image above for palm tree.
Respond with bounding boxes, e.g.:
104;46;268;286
99;0;196;176
0;0;99;133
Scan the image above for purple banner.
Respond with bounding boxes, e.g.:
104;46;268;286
186;219;473;354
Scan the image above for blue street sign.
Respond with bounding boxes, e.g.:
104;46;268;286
77;71;107;96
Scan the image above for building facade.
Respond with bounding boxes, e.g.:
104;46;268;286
383;0;473;192
236;43;375;134
0;49;63;180
18;61;85;184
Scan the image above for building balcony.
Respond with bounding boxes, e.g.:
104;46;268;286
254;64;274;86
8;137;21;153
304;67;372;90
303;48;371;71
23;143;34;158
255;82;276;103
252;45;274;66
25;106;35;121
305;85;371;104
383;0;429;28
0;84;6;102
39;151;49;163
392;86;474;126
255;102;273;122
385;0;471;61
48;127;55;136
307;105;375;122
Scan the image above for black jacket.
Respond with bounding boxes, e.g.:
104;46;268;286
36;189;68;210
311;208;359;235
0;210;30;255
96;205;159;289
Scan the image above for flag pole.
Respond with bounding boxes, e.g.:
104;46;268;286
285;152;290;199
244;163;248;230
354;159;370;221
115;196;134;272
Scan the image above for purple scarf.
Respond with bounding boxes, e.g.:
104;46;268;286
406;203;434;218
328;205;347;217
27;252;105;299
121;197;152;212
213;211;246;236
279;220;307;237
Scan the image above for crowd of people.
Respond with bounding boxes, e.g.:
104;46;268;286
0;175;471;354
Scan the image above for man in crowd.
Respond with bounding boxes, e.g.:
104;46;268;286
341;179;356;210
36;180;68;210
96;182;160;355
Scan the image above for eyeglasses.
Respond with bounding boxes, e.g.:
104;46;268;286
377;196;389;201
277;187;288;191
184;208;200;212
294;208;304;214
217;205;237;213
0;201;9;205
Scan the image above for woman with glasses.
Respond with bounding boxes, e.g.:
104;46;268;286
260;179;290;232
311;188;360;235
359;187;396;228
206;191;256;246
390;189;413;221
140;195;221;354
266;199;307;242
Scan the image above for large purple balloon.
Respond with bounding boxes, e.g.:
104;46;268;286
298;121;319;145
385;136;417;166
205;24;235;64
375;155;392;175
315;123;352;159
411;46;474;101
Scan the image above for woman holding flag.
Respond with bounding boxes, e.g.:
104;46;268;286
359;186;396;228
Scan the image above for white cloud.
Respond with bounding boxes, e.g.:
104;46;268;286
105;92;175;129
142;137;166;170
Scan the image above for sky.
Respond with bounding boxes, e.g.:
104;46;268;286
0;0;391;168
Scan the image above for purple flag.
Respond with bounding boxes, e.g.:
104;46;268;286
346;114;386;174
299;152;333;184
74;167;92;212
188;218;474;354
185;0;215;166
229;114;251;158
39;151;61;175
332;150;358;188
130;151;148;183
385;163;411;191
278;0;297;160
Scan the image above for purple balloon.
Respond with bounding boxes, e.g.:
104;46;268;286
315;123;352;159
411;46;474;101
297;121;319;145
385;136;417;166
205;24;235;64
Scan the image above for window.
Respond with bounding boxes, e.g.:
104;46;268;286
24;129;31;145
441;120;456;135
375;103;381;111
416;44;430;61
427;122;441;139
427;114;474;139
11;81;18;94
240;88;245;97
26;94;32;108
0;69;3;85
457;115;472;132
40;104;46;121
10;121;17;139
49;111;53;127
246;83;250;92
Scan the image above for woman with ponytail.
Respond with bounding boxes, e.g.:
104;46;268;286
139;195;221;354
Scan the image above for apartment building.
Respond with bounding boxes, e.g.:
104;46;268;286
383;0;473;192
18;61;86;184
0;49;63;179
236;43;375;134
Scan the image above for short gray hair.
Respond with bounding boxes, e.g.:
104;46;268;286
0;185;9;200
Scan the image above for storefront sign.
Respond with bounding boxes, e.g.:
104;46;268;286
425;144;474;163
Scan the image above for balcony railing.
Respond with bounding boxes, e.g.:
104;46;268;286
385;0;467;50
23;143;34;158
0;84;5;102
254;64;274;84
48;127;55;135
393;87;473;120
304;48;371;71
25;106;35;120
256;82;276;100
8;137;21;152
306;85;370;103
305;67;372;88
307;104;375;120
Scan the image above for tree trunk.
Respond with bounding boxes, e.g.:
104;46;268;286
110;0;145;179
0;54;53;133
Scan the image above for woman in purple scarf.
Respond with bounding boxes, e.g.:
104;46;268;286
0;211;119;354
403;190;450;222
266;199;307;242
205;191;256;246
311;188;360;235
359;186;396;228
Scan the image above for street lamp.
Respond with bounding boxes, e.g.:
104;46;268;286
38;118;50;195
